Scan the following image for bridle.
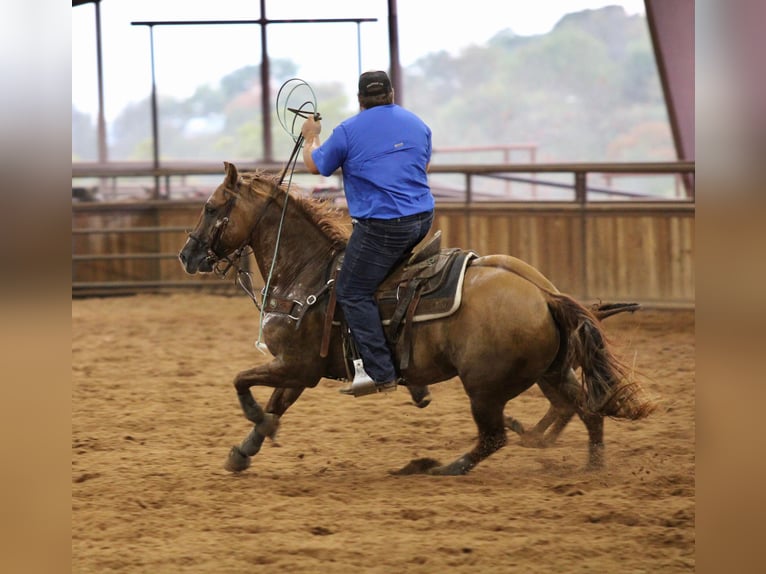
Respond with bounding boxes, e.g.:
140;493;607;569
186;191;236;269
185;184;277;312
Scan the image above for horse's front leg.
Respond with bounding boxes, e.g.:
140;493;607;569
225;387;305;472
225;359;319;473
233;359;318;427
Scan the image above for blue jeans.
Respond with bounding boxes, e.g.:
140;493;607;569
336;211;434;383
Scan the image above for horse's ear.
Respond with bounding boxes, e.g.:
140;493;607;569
223;161;239;187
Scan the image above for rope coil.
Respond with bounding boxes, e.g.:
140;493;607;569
276;78;319;141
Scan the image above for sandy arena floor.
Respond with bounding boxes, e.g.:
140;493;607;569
72;293;694;573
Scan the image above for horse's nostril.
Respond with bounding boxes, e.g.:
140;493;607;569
179;251;187;264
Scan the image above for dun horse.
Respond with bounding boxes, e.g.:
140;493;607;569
179;163;655;475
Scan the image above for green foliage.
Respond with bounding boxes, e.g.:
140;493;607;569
220;66;259;100
406;6;673;162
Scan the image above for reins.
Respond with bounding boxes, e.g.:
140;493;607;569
253;139;302;351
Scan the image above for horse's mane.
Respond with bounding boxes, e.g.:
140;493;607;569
240;169;350;248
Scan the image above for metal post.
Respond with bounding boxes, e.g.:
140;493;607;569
465;173;472;248
356;22;362;76
94;0;107;165
93;0;110;199
503;148;510;197
260;0;272;162
149;25;161;199
574;171;587;204
387;0;402;105
575;171;588;299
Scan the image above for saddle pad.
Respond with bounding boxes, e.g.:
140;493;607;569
377;250;477;325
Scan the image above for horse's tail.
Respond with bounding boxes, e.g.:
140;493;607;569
545;291;656;420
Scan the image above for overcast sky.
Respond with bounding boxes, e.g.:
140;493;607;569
72;0;646;120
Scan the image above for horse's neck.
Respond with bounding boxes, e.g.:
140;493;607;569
251;206;336;294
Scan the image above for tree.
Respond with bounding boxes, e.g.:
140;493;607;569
403;6;672;163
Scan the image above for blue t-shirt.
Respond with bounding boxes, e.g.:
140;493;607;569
311;104;434;219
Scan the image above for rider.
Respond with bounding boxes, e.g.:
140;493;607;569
301;70;435;396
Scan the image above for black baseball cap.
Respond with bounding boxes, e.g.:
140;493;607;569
358;70;392;96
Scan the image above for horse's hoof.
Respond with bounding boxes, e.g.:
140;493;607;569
407;386;432;408
414;392;432;409
428;463;468;476
255;413;280;440
585;454;605;471
504;416;525;435
390;457;441;475
585;444;605;470
428;455;473;476
224;446;251;473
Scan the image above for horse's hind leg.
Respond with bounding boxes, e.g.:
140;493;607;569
556;370;605;469
581;413;604;469
517;376;579;446
538;369;606;469
505;402;575;448
507;304;639;449
225;387;305;472
428;397;508;476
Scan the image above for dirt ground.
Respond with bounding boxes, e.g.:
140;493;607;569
72;293;694;573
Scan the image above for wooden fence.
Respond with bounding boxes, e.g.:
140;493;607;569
72;199;694;306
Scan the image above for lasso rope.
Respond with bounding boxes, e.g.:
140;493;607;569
276;78;319;142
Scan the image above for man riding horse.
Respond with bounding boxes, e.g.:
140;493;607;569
301;70;435;397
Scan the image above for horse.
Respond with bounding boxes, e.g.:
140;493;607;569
178;162;656;475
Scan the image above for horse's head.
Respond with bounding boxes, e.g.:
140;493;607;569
179;161;263;274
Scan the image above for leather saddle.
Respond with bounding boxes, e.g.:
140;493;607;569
320;231;477;372
377;232;476;334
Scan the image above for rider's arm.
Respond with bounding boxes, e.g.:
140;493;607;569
301;117;322;175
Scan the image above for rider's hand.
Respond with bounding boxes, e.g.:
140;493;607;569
301;116;322;139
301;116;322;174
